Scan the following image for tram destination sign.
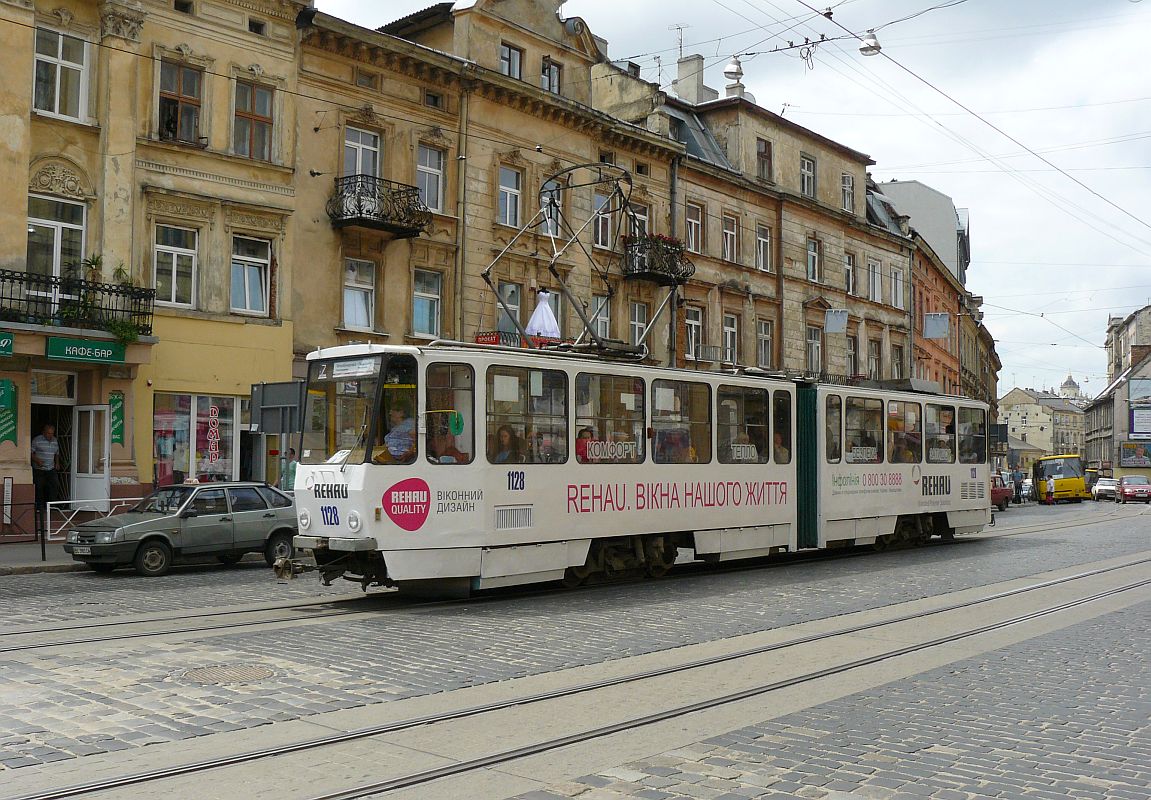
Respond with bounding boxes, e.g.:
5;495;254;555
45;337;125;364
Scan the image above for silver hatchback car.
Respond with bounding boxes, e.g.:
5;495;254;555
64;482;297;576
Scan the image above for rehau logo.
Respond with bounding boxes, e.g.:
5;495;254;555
921;475;951;496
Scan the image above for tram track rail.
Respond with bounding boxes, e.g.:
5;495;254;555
11;553;1149;800
2;504;1137;654
313;576;1150;800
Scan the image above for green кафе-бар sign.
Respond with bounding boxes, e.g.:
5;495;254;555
45;337;125;364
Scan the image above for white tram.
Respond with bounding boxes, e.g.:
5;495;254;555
284;342;991;593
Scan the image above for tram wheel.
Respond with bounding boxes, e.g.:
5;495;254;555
872;534;894;552
643;539;677;579
561;565;592;589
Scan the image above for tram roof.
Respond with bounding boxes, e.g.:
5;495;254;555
305;341;987;407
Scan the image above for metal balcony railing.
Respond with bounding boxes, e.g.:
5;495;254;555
326;175;432;238
0;269;154;336
622;236;695;286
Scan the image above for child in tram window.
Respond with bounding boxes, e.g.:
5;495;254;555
429;427;469;464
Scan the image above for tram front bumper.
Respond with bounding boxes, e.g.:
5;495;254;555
293;536;378;551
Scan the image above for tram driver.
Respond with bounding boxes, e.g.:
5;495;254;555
374;396;416;464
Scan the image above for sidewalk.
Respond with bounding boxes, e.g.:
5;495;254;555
0;540;84;576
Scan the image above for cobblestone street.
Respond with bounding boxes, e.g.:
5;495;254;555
0;506;1142;768
0;503;1147;797
512;601;1150;800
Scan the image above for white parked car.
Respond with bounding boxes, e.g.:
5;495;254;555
1091;478;1117;501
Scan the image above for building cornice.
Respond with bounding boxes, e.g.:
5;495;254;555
302;13;681;160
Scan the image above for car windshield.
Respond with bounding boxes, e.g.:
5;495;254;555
1098;479;1117;486
132;486;195;513
1122;476;1149;485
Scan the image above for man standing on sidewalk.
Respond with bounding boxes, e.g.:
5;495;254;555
31;423;61;530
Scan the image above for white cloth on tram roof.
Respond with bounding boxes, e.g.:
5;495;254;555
526;291;561;338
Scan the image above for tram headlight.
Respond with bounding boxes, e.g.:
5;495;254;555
298;508;311;530
347;510;361;532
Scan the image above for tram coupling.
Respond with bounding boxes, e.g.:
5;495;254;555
273;557;315;580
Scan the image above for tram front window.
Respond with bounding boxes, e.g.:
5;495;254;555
301;356;382;465
373;356;419;465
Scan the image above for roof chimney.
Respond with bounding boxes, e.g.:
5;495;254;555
673;55;717;105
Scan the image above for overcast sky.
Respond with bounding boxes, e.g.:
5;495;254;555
318;0;1151;400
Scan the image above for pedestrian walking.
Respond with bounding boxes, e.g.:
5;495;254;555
1045;475;1055;505
1012;468;1024;504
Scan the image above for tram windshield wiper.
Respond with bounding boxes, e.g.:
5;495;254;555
340;418;369;473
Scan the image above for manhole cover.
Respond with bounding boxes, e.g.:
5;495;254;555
181;664;276;685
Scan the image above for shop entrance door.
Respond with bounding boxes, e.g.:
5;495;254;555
73;405;110;512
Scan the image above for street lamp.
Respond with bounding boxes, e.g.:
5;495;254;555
859;30;881;56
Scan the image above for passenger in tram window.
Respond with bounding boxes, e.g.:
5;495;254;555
491;424;525;463
531;430;561;463
772;431;790;464
576;427;595;462
429;426;469;464
748;426;768;463
376;397;416;464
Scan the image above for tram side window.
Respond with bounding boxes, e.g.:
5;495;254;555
925;403;955;464
372;356;418;465
717;386;769;464
958;407;987;464
425;363;474;465
652;380;711;464
772;391;792;464
487;366;567;464
825;395;842;463
575;373;645;464
845;397;883;464
887;401;922;464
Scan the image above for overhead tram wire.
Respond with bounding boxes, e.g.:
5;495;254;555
747;1;1151;256
790;0;1151;239
708;0;1151;256
691;0;1151;258
884;130;1151;171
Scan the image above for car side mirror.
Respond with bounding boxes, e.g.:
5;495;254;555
179;508;198;519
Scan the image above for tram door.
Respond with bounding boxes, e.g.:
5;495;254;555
72;405;111;512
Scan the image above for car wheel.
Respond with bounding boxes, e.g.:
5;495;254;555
264;532;294;567
89;563;116;574
133;540;173;577
997;500;1008;512
217;553;243;566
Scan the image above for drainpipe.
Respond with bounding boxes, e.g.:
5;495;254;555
668;154;681;366
454;76;474;338
775;197;785;370
908;247;916;382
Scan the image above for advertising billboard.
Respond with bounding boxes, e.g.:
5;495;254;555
1118;441;1151;468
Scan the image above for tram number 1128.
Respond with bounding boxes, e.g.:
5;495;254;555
507;471;525;491
320;505;341;526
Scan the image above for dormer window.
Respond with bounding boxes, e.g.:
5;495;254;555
541;57;561;94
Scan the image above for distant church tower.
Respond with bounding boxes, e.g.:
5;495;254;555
1060;373;1081;400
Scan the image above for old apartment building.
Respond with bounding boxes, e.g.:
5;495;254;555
0;0;302;529
1;0;1000;525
